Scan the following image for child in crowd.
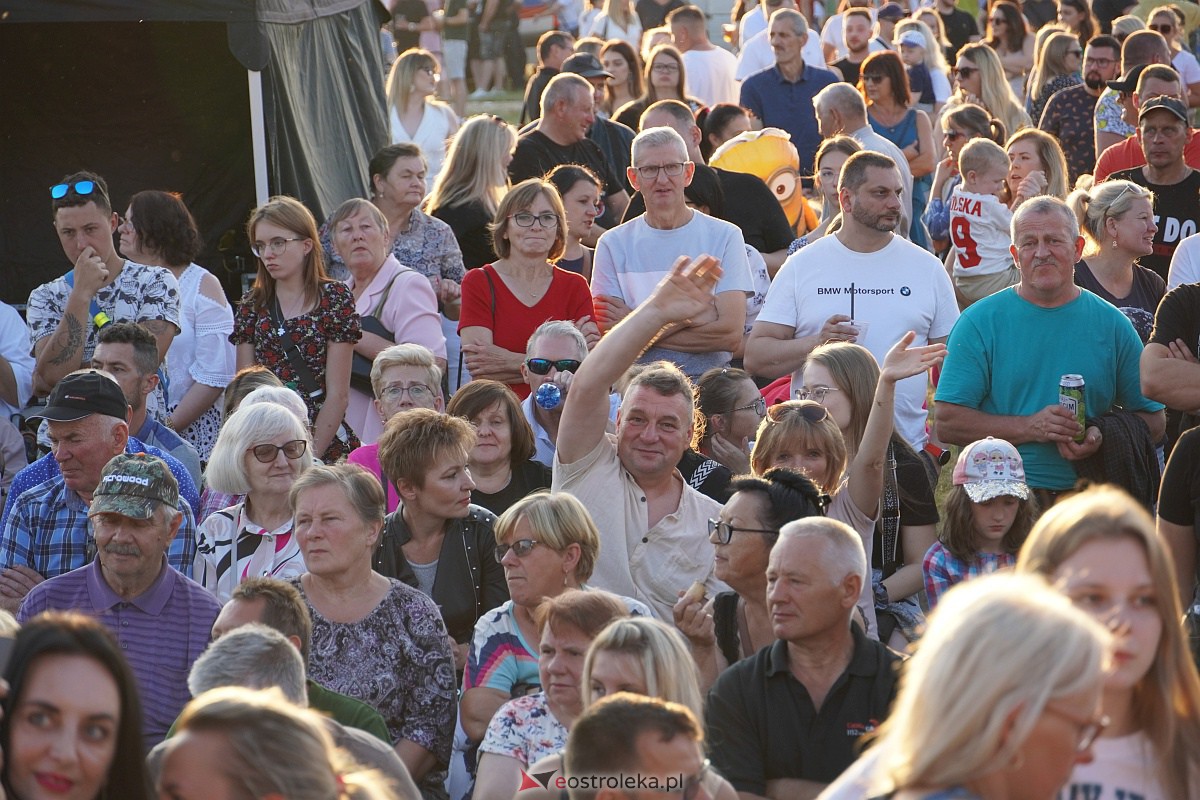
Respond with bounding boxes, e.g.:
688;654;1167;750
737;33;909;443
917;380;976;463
949;138;1018;306
923;437;1038;609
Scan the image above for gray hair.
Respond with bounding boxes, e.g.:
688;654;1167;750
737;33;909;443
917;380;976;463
188;624;307;706
770;7;808;38
1010;195;1080;243
205;402;313;496
370;343;443;401
542;72;592;117
776;517;867;587
813;81;866;121
526;320;589;360
240;385;310;427
632;126;689;165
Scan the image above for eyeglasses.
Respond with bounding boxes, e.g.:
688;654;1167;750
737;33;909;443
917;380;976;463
251;237;305;258
862;74;886;84
1084;56;1115;67
50;180;96;200
795;386;840;403
633;162;688;180
248;439;308;463
526;358;582;375
708;518;778;545
379;383;434;403
766;401;830;424
651;62;680;72
680;760;712;800
1045;706;1110;753
494;538;542;563
943;129;968;141
730;396;767;417
1151;23;1174;33
953;66;978;79
509;212;559;228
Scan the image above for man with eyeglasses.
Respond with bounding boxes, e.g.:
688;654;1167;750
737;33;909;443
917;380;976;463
1094;31;1172;160
1038;35;1121;185
510;73;631;230
1111;95;1200;281
18;452;220;748
27;171;180;401
592;126;752;379
0;370;199;615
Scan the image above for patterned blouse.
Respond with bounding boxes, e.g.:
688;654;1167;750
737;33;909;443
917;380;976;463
294;577;457;798
321;207;465;286
478;692;568;767
229;281;362;463
194;501;304;604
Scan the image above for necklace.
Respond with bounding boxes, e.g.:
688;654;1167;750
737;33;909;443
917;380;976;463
495;263;550;303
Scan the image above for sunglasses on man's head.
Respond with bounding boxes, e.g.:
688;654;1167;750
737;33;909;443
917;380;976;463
526;358;582;375
50;180;96;200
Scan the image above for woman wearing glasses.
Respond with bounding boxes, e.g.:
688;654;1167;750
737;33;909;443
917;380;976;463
924;104;1007;249
459;178;597;400
613;44;703;131
1148;6;1200;108
327;196;445;446
195;402;313;603
946;44;1029;147
746;333;945;640
695;367;765;476
446;380;552;517
386;48;460;190
1018;485;1200;799
548;165;604;281
985;1;1034;97
1027;32;1083;128
231;196;361;464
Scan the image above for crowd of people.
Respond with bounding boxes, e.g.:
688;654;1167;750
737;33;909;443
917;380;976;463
4;0;1200;797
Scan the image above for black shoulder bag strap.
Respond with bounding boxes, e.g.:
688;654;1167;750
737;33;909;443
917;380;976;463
269;296;324;399
881;442;900;578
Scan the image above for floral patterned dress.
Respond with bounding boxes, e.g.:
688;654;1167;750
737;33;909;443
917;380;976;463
230;281;362;463
478;692;568;768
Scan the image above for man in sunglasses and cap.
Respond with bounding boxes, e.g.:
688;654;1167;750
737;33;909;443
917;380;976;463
0;370;198;613
18;452;220;748
28;170;180;400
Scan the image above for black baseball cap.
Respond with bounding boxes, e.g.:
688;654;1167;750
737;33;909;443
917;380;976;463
32;370;128;422
1106;63;1149;93
562;53;613;79
1139;94;1188;123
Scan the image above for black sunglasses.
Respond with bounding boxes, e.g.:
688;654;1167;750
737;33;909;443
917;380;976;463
708;518;779;545
50;180;96;200
526;358;582;375
953;66;978;78
495;538;542;563
1151;23;1174;32
765;401;830;424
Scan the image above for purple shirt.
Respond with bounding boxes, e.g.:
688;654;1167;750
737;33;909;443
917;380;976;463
18;558;220;747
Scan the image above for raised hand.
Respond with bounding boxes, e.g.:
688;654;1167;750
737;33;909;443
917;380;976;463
647;254;723;326
880;331;947;384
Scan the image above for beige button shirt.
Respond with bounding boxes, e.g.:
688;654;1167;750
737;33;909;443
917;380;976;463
553;435;726;621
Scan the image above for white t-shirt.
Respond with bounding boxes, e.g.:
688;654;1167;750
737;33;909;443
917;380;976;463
735;28;825;81
738;5;765;49
683;46;740;106
820;10;885;59
1174;49;1200;87
757;233;960;447
592;210;753;376
1167;230;1200;290
1064;732;1167;800
949;187;1014;277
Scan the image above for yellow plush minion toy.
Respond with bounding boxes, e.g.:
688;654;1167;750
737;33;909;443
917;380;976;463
711;127;818;236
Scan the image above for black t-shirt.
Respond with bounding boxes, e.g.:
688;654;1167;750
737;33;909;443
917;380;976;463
1023;0;1058;30
1158;426;1200;551
392;0;430;53
430;200;495;270
1092;0;1133;32
938;7;979;61
832;57;863;87
1110;167;1200;282
509;130;624;199
871;440;939;573
1148;282;1200;443
470;459;553;517
635;0;686;30
1073;260;1165;343
522;66;558;124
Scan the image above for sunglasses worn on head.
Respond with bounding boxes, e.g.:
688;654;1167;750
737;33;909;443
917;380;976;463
766;401;830;424
494;538;542;563
50;180;96;200
248;439;308;463
526;358;582;375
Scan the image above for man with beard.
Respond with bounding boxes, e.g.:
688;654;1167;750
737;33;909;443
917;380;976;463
1112;95;1200;281
830;8;873;86
1039;35;1121;185
745;151;958;451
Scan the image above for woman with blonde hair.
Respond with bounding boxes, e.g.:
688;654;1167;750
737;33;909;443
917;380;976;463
1148;5;1200;108
1067;179;1163;342
1017;485;1200;799
1006;128;1070;205
837;573;1112;800
1112;13;1146;44
948;43;1030;143
231;196;360;463
160;686;397;800
586;0;641;46
386;48;460;190
1027;31;1083;125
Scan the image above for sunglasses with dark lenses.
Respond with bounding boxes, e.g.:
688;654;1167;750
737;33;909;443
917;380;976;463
765;401;830;424
953;66;978;79
708;518;778;545
248;439;308;463
1151;23;1174;32
494;538;541;563
526;358;582;375
50;180;96;200
943;129;968;141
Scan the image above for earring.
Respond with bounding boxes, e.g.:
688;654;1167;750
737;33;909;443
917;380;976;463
1112;239;1118;250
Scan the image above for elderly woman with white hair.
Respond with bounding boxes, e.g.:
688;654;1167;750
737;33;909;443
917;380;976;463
328;197;445;445
820;572;1112;800
195;402;314;603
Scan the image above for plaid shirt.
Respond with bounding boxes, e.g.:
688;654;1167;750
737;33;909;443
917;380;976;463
922;541;1015;611
0;475;197;580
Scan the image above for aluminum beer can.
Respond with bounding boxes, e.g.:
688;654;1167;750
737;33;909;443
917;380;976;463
1059;374;1086;443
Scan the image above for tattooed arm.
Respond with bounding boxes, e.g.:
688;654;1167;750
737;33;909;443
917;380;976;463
140;318;177;365
32;313;86;397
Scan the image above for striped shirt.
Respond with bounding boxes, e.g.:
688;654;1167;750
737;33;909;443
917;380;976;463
18;557;220;747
